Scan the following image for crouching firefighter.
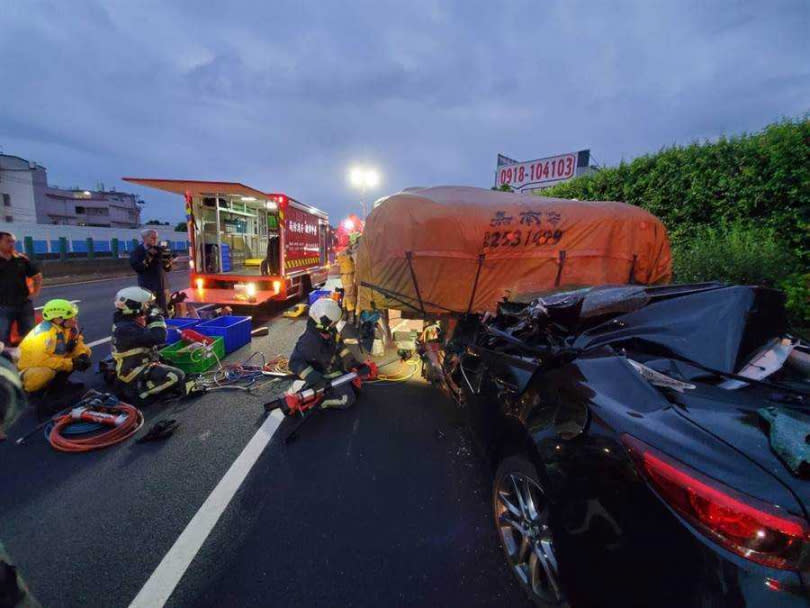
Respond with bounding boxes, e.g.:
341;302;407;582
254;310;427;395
288;298;363;410
111;287;187;404
17;299;92;417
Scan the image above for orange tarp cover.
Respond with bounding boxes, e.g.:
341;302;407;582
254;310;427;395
122;178;269;201
355;186;671;314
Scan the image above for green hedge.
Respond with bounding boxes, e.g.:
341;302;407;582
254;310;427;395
541;117;810;325
542;117;810;262
670;222;808;326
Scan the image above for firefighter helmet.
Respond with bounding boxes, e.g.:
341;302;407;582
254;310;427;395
41;299;78;321
114;286;154;315
309;297;342;329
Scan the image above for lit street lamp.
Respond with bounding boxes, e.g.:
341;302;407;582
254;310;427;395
348;166;380;219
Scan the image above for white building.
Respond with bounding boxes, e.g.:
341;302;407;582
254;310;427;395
0;153;142;228
0;154;47;224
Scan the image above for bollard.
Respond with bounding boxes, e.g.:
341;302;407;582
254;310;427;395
58;237;68;262
111;238;119;258
86;237;95;259
23;236;35;259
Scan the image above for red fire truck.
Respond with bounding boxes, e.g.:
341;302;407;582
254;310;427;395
123;178;330;307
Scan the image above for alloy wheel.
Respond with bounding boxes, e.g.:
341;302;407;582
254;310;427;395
495;471;563;604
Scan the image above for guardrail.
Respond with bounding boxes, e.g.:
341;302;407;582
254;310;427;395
19;236;190;260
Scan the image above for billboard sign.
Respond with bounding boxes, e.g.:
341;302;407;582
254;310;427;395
497;153;518;167
495;150;590;191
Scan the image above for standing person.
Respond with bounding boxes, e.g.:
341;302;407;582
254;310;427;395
130;229;172;314
17;299;92;417
0;232;42;345
336;239;357;323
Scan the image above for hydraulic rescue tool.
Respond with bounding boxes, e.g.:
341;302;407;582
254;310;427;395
15;391;144;452
263;361;379;443
264;362;379;415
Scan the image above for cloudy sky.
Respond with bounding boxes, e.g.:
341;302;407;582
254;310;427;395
1;0;808;224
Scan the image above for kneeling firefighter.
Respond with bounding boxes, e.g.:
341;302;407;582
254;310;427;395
17;299;92;416
289;298;363;409
111;287;186;404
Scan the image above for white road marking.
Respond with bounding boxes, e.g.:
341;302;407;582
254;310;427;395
40;276;137;289
128;409;285;608
41;270;191;290
86;336;112;348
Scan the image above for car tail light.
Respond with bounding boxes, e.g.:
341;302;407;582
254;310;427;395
622;434;810;570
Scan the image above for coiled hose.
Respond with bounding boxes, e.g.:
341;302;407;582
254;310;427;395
46;404;144;453
366;359;421;383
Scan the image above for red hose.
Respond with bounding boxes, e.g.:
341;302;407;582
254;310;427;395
48;404;144;453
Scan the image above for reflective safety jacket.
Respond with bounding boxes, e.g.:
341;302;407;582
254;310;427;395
337;249;355;275
289;319;358;383
18;321;91;374
111;311;167;383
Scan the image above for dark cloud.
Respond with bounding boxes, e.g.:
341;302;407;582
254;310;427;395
1;0;808;222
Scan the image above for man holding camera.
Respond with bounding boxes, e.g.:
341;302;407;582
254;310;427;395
130;228;173;314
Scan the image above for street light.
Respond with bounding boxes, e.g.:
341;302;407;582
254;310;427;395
348;166;380;218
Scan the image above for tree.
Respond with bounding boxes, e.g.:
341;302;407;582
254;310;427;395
144;219;170;226
174;222;187;232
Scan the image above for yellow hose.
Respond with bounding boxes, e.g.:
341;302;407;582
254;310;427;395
366;360;421;383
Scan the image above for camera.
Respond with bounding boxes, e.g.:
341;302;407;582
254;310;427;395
154;241;174;263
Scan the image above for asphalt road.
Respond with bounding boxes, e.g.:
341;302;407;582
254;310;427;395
1;274;529;607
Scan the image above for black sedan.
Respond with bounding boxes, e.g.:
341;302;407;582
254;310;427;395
442;283;810;607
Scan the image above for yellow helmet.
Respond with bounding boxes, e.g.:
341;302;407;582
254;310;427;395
42;299;78;321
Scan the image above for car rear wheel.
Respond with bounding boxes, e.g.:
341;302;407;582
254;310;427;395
494;455;568;607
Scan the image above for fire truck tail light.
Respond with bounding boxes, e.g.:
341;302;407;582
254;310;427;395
196;278;204;290
273;280;281;293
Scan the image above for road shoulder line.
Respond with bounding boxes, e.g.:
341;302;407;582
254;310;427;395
128;409;285;608
86;337;112;348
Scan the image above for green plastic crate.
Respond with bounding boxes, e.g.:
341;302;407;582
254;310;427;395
159;336;225;374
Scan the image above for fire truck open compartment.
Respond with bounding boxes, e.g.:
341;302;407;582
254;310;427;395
193;193;280;276
122;178;330;306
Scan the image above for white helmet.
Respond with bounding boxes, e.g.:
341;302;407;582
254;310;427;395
309;297;342;329
115;286;154;315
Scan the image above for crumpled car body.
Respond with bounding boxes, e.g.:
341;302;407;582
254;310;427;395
448;283;810;607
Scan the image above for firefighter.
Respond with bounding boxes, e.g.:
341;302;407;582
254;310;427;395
17;299;92;416
0;357;42;607
288;298;362;409
111;286;186;404
336;240;357;323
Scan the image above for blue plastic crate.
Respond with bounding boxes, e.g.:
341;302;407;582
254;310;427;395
308;289;332;306
221;243;232;272
196;315;252;353
165;318;201;344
